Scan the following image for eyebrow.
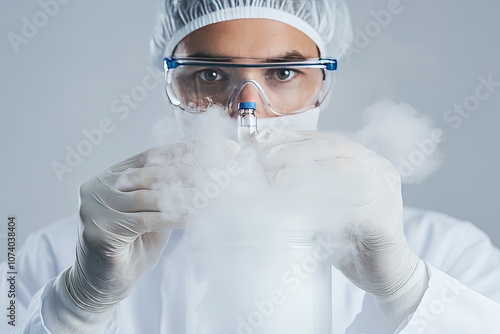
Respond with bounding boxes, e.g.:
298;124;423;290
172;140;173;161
185;50;308;62
266;51;308;62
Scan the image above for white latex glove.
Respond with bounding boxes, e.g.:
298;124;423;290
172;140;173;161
252;129;429;329
65;143;204;314
41;140;240;333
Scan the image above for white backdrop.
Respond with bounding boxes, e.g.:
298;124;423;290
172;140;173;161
1;0;499;261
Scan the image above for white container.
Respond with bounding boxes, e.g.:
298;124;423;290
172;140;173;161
186;230;332;334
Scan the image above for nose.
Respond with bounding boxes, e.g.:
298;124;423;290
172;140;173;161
233;83;275;118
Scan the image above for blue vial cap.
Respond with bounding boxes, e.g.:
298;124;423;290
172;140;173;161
238;102;256;110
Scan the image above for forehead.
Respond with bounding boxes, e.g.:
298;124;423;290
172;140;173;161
174;19;319;58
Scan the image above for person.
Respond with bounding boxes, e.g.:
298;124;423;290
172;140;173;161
2;0;500;333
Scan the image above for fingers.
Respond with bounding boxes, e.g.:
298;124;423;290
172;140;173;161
80;143;202;233
101;189;164;213
128;211;188;232
80;178;191;244
263;139;338;167
252;129;313;148
80;177;159;213
110;166;202;192
84;170;202;212
108;142;201;173
108;152;146;173
144;143;199;167
253;130;372;167
251;130;397;191
266;158;373;188
267;156;401;208
81;211;187;241
106;141;237;192
143;140;239;166
269;157;376;181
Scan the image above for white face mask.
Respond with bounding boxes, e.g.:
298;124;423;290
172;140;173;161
171;107;321;141
256;107;320;132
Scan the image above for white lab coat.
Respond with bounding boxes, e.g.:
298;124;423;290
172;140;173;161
1;207;500;333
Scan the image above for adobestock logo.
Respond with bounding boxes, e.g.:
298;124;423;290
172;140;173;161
222;234;337;334
443;74;500;130
404;278;466;332
51;66;163;182
7;0;74;54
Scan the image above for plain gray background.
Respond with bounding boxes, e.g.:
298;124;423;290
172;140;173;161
1;0;499;261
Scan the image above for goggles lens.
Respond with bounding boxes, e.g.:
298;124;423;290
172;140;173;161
164;58;337;115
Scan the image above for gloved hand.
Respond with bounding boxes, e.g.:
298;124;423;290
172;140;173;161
252;129;429;329
65;143;206;313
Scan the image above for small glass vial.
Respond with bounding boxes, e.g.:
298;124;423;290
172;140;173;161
237;101;257;142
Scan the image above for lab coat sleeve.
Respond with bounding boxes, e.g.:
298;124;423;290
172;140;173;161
0;229;64;334
396;212;500;333
0;216;116;333
39;270;115;333
397;263;500;333
4;270;115;334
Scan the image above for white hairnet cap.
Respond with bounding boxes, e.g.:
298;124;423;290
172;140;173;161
150;0;353;70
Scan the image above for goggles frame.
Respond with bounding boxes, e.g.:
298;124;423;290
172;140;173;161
163;57;337;115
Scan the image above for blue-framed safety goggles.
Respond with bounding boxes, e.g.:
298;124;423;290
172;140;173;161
164;57;337;116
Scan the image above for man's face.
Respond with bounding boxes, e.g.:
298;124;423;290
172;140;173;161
174;19;320;118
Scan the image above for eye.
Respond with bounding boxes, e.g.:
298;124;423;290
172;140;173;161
274;69;296;81
199;70;222;82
